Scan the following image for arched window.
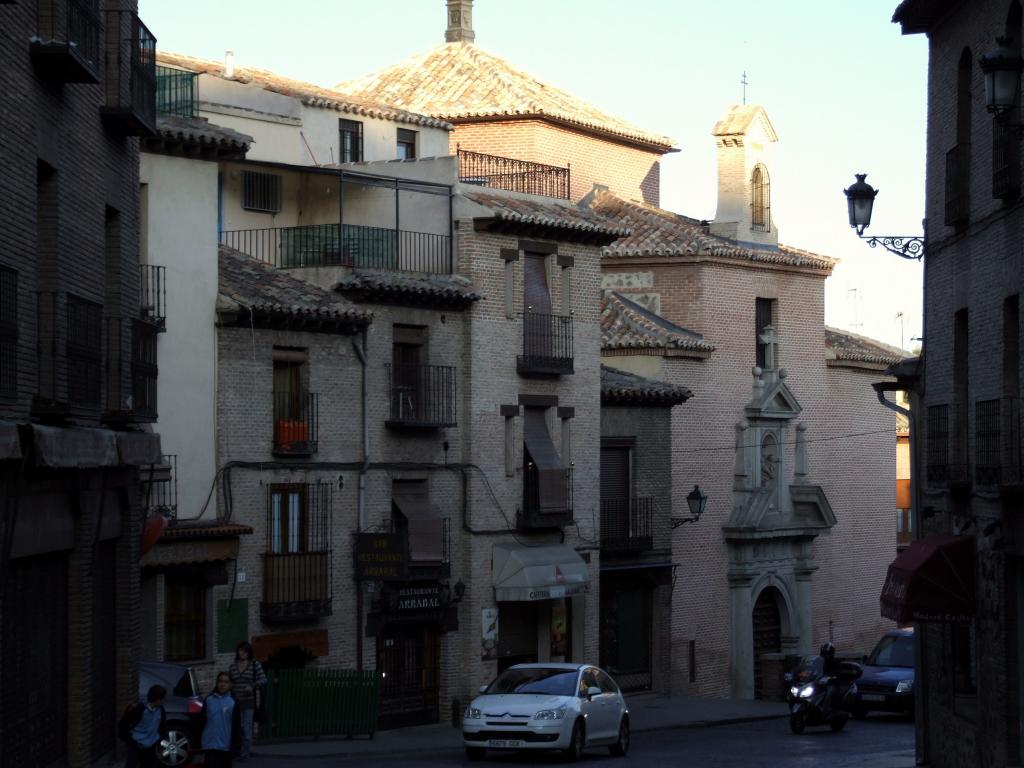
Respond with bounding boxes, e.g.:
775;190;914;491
994;1;1022;199
946;49;973;224
751;164;770;231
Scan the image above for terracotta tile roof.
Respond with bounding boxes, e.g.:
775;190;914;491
601;291;715;355
218;245;372;328
156;52;451;130
335;270;482;309
146;115;252;158
586;189;838;272
601;365;692;407
825;327;910;366
464;188;631;244
335;42;675;150
162;520;254;539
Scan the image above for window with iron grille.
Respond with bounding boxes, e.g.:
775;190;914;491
268;483;332;554
751;164;771;231
0;267;17;397
340;119;363;163
975;399;1001;485
242;170;282;213
755;297;776;368
926;404;950;483
66;294;102;406
397;128;417;160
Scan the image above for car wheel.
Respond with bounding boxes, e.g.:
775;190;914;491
789;712;806;735
563;719;585;762
465;746;487;761
609;717;630;757
156;724;193;766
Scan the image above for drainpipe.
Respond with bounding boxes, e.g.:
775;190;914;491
352;328;369;671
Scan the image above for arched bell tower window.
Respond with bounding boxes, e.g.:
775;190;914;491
751;164;770;232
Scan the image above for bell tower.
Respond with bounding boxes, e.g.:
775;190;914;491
445;0;475;43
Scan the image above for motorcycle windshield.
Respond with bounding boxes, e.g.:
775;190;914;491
792;656;825;683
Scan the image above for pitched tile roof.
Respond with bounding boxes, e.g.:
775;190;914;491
463;188;631;245
335;42;675;150
218;245;372;329
601;365;693;407
825;327;910;367
334;270;482;309
156;52;451;130
586;189;838;272
146;115;252;159
601;291;715;355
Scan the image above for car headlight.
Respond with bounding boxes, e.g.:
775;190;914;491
464;706;482;720
799;684;816;698
896;679;913;694
534;706;567;720
789;686;800;697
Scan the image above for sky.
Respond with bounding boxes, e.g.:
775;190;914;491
139;0;929;351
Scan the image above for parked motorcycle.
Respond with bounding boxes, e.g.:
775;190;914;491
784;655;863;734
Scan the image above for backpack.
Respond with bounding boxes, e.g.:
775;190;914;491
118;702;144;743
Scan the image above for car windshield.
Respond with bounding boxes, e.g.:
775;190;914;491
869;634;915;668
486;668;578;697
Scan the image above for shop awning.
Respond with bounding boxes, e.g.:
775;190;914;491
880;534;976;623
492;543;590;601
393;487;443;562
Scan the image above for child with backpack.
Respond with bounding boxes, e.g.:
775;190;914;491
118;685;167;768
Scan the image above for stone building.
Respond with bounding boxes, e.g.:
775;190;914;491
0;2;162;766
885;1;1024;765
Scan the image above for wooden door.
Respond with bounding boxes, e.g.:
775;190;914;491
752;588;782;700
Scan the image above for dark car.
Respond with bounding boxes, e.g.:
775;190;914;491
853;628;915;718
139;660;204;766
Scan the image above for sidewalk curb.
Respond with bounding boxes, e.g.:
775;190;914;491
251;712;788;760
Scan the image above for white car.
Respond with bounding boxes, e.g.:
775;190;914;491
462;663;630;761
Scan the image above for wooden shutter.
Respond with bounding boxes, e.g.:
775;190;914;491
393;481;442;562
600;447;630;505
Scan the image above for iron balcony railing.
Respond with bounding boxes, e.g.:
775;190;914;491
156;65;198;118
974;397;1024;487
993;118;1021;200
385;363;457;428
139;264;166;330
104;317;158;422
457;148;570;199
521;464;573;528
142;454;178;521
272;391;319;455
220;223;452;274
945;143;970;226
517;311;573;376
600;498;664;554
100;10;157;136
32;0;102;83
926;402;970;487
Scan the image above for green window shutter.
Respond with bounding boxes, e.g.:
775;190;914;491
217;598;249;654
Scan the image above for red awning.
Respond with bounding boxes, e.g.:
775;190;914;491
880;534;975;623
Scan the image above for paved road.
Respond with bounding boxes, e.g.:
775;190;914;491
248;714;914;767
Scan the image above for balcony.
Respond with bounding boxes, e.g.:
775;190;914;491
273;391;319;455
156;65;198;118
517;312;573;376
993;119;1021;200
973;397;1024;489
385;364;456;429
139;265;167;330
926;403;970;488
104;317;158;423
261;551;331;623
100;11;156;137
945;143;970;227
601;498;666;555
30;0;101;84
142;454;178;521
220;223;452;273
520;464;573;529
457;148;570;199
34;292;105;415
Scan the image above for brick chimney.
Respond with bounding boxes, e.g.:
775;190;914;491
445;0;475;43
709;105;779;248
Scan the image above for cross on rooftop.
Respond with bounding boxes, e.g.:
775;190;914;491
741;71;750;105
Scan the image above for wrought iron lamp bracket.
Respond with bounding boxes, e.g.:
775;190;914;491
857;232;925;260
671;515;700;529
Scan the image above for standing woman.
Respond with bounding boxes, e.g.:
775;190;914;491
228;641;267;762
199;672;241;768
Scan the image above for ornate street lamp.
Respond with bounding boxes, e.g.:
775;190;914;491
980;37;1024;115
843;174;925;260
673;485;707;528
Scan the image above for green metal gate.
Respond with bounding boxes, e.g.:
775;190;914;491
261;668;379;739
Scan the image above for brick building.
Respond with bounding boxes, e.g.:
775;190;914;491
0;2;162;766
335;0;677;206
885;1;1024;765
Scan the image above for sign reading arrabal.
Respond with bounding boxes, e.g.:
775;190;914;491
354;533;406;581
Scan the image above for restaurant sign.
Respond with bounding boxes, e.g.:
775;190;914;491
396;585;441;611
354;533;406;581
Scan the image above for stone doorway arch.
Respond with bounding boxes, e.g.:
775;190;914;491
752;586;783;699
